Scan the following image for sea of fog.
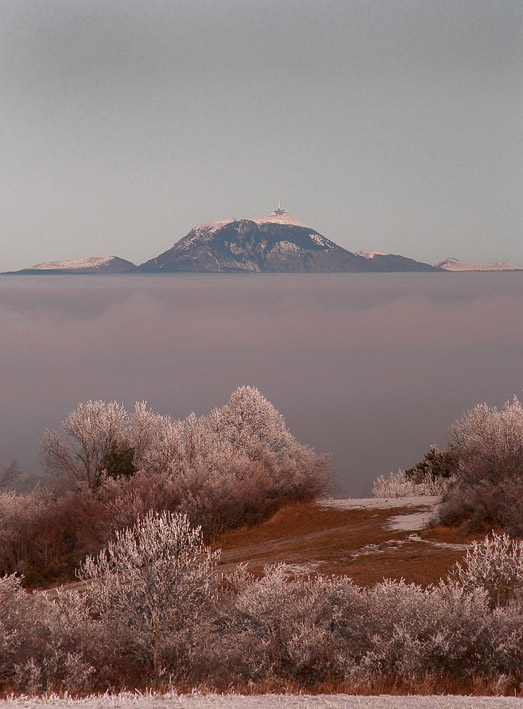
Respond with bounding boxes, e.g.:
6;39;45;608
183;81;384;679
2;272;523;497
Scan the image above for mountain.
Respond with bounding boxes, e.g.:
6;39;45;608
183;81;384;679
437;257;523;272
138;208;438;273
8;256;136;275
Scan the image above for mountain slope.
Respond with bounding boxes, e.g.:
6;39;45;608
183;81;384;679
357;249;440;272
139;209;438;273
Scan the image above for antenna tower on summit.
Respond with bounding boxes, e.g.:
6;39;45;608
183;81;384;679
275;198;285;215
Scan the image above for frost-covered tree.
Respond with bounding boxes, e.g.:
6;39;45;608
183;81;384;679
41;400;131;489
208;386;331;498
79;510;219;677
450;397;523;487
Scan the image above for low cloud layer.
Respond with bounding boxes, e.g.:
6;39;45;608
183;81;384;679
2;272;523;495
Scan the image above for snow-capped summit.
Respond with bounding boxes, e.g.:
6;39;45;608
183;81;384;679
252;203;309;228
10;255;136;275
436;257;523;272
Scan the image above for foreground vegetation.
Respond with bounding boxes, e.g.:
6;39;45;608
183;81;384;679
0;387;330;586
1;512;522;697
1;389;523;697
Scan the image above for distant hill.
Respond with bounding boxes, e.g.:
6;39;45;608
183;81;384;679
0;460;43;494
138;208;439;273
436;257;523;272
7;256;136;275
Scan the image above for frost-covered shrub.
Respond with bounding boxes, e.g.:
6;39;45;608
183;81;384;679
198;564;364;686
2;539;523;694
450;532;523;608
0;574;99;694
79;510;220;678
440;396;523;534
372;468;449;498
373;445;455;498
355;578;496;684
193;564;522;691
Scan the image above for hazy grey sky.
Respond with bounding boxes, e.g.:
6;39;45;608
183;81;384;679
1;0;522;271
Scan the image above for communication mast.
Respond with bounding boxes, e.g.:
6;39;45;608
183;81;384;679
275;199;285;215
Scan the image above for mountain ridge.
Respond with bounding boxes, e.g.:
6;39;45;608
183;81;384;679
137;208;439;273
6;209;520;275
436;257;523;272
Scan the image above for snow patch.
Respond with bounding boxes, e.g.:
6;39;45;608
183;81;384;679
356;250;388;259
309;233;325;246
386;510;435;531
277;241;301;253
228;261;260;272
320;496;441;511
30;256;114;271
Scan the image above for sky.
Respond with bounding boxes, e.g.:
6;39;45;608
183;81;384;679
1;0;522;272
3;272;523;496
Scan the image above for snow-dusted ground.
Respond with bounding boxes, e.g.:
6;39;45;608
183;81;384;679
386;510;437;532
2;693;522;709
320;497;442;511
252;209;309;228
321;497;441;534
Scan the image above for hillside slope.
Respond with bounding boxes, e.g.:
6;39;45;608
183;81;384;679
213;497;472;587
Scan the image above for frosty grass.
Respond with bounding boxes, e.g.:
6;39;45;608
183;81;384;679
1;693;522;709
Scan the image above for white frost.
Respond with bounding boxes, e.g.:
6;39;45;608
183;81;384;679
194;220;233;235
1;691;521;708
30;256;114;270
